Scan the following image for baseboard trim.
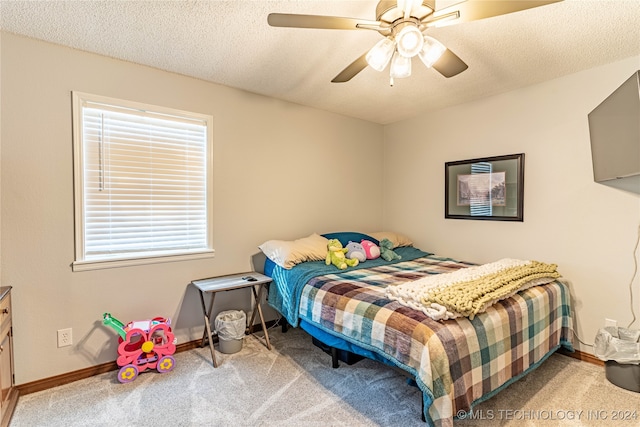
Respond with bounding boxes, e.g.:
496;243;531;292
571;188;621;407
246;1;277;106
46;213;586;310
16;338;204;396
17;324;601;397
17;320;278;396
557;347;604;366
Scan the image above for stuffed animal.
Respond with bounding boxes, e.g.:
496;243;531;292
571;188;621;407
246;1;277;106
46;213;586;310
345;241;366;263
326;239;359;270
379;238;401;261
360;239;380;260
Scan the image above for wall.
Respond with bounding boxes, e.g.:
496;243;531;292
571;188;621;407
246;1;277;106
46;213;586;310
0;30;2;280
2;31;637;386
0;32;384;384
382;55;640;354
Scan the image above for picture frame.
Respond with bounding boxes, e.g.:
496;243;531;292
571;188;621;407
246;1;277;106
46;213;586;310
445;153;525;221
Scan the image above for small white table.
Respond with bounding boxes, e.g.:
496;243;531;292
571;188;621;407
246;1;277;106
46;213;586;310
191;272;273;367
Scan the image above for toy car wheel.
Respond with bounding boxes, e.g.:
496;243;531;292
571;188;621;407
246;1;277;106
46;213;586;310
157;355;175;373
118;364;139;383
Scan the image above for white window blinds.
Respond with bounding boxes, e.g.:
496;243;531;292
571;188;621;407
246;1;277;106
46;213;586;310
72;92;213;270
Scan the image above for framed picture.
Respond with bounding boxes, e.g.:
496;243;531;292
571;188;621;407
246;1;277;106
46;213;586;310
445;153;524;221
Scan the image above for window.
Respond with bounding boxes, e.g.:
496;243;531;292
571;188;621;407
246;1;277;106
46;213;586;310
72;92;213;271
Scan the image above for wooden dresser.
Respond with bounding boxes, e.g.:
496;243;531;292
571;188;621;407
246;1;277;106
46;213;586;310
0;287;17;427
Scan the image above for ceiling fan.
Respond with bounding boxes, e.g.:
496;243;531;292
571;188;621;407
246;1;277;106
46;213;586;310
268;0;562;84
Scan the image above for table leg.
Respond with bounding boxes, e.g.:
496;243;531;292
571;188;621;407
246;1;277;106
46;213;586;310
204;313;218;368
198;290;218;368
248;287;258;334
251;284;271;350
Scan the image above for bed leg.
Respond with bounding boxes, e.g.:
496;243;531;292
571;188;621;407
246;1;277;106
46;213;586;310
281;320;289;333
421;392;425;422
331;347;339;368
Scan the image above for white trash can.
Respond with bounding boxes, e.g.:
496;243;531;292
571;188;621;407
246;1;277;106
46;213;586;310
214;310;246;354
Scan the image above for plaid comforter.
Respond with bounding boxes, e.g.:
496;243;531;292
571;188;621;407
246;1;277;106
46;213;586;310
295;254;573;427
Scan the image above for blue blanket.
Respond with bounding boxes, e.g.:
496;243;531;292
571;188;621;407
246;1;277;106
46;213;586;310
266;246;430;326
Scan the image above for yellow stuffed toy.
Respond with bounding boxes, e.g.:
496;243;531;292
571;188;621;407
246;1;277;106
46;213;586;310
325;239;359;270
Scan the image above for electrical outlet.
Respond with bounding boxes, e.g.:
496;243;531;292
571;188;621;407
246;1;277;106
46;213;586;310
57;328;73;347
604;318;617;328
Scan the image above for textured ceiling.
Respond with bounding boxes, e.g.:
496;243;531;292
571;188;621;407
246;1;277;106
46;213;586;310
1;0;639;124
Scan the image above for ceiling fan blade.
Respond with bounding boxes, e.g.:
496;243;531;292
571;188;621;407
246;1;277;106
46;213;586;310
268;13;381;30
331;53;369;83
426;0;562;27
432;49;468;78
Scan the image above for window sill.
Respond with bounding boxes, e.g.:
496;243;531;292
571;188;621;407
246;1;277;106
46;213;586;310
72;250;215;272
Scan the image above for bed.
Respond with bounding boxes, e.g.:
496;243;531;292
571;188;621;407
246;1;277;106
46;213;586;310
259;232;574;427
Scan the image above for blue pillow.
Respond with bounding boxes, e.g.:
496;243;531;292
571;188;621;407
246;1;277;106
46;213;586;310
321;232;379;247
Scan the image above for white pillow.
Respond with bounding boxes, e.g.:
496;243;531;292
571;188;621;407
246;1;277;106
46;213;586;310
369;231;413;248
259;233;328;269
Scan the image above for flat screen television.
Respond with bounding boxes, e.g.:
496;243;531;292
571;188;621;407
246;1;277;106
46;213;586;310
588;71;640;194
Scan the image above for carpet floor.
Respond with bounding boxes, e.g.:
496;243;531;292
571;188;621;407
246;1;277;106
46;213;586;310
10;327;639;426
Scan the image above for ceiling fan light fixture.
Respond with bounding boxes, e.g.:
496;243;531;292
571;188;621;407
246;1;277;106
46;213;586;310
390;51;411;79
418;36;446;68
396;25;424;57
366;37;395;71
269;0;560;83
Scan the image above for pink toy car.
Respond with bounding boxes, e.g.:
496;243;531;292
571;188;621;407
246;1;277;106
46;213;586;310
103;313;176;383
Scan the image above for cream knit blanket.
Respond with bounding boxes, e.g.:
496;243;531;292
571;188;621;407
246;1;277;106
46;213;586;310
385;258;560;320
